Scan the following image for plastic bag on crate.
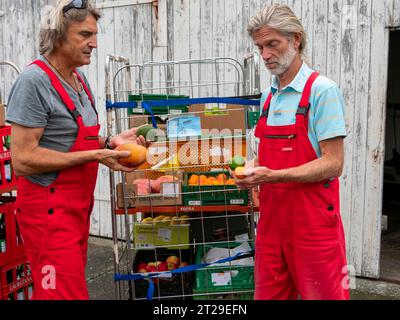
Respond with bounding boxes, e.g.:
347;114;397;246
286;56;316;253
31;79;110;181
201;242;254;267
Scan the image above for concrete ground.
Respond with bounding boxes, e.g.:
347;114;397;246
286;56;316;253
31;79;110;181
85;236;400;301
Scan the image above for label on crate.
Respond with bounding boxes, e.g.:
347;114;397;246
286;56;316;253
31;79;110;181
169;109;182;115
211;272;232;286
230;199;245;205
0;239;6;252
188;201;201;206
209;147;229;157
162;183;179;198
157;228;172;242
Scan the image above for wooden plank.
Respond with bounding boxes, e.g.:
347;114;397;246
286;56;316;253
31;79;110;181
92;6;116;237
327;0;353;260
349;0;373;278
287;0;302;17
251;0;271;91
224;0;238;96
362;0;389;279
199;0;212;97
188;0;201;97
172;0;190;96
152;0;168;95
326;0;343;84
339;0;358;274
313;0;328;75
212;0;225;97
394;0;400;26
302;0;314;67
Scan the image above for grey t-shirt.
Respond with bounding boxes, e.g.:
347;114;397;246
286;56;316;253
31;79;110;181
6;56;98;186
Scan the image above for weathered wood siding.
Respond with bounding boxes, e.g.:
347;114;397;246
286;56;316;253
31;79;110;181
1;0;399;278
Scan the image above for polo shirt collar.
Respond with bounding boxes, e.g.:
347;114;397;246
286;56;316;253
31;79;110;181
270;62;313;94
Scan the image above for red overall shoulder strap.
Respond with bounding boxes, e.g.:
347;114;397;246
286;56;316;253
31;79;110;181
296;71;319;129
260;92;274;118
73;71;96;109
31;60;84;127
298;71;319;112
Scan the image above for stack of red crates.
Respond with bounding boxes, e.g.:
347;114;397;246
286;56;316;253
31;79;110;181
0;126;33;300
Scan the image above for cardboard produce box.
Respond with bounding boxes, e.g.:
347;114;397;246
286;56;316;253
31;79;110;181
116;181;183;208
133;222;189;249
188;104;246;134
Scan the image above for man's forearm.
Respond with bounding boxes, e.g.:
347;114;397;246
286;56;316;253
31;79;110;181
277;156;343;183
12;146;100;176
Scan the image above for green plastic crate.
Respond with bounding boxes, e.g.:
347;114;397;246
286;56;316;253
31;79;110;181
248;111;260;129
182;171;249;206
193;290;254;300
195;242;254;293
128;93;189;115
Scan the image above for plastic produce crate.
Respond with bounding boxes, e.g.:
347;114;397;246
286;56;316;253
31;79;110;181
0;199;26;267
248;111;260;129
0;126;17;193
194;242;254;293
182;171;249;206
134;221;190;250
0;256;33;300
128;93;189;115
132;248;193;300
193;290;254;300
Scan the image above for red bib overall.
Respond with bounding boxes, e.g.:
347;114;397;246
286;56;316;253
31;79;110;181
253;72;349;300
15;60;100;300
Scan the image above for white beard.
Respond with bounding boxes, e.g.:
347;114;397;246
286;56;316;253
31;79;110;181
265;43;298;76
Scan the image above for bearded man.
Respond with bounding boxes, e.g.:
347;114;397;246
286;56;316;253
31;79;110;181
233;4;350;300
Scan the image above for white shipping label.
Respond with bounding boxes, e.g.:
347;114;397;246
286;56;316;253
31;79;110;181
162;183;179;198
158;228;172;242
210;147;230;157
230;199;245;205
211;272;232;286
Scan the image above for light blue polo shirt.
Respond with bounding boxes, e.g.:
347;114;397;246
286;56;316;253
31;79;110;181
259;62;347;157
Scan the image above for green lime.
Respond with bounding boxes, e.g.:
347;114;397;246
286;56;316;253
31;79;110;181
136;125;154;138
229;155;245;170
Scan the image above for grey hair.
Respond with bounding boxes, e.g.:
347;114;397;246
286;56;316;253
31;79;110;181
39;0;101;55
247;4;307;54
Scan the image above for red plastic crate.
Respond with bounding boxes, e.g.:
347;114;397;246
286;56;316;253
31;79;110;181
0;198;26;266
0;256;33;300
0;126;17;193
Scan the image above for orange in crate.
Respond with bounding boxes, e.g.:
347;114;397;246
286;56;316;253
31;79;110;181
188;174;199;186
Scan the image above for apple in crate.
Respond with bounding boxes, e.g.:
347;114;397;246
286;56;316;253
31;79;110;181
157;262;168;272
137;262;148;273
146;265;157;273
166;255;180;270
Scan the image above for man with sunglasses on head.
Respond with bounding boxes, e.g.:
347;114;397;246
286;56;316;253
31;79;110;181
6;0;146;300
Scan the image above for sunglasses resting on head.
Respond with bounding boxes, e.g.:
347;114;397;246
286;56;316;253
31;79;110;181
63;0;88;14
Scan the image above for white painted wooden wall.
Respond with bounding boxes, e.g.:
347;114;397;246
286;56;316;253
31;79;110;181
1;0;400;279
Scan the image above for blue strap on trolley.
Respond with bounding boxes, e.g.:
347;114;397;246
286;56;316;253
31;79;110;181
106;97;261;130
114;249;255;300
